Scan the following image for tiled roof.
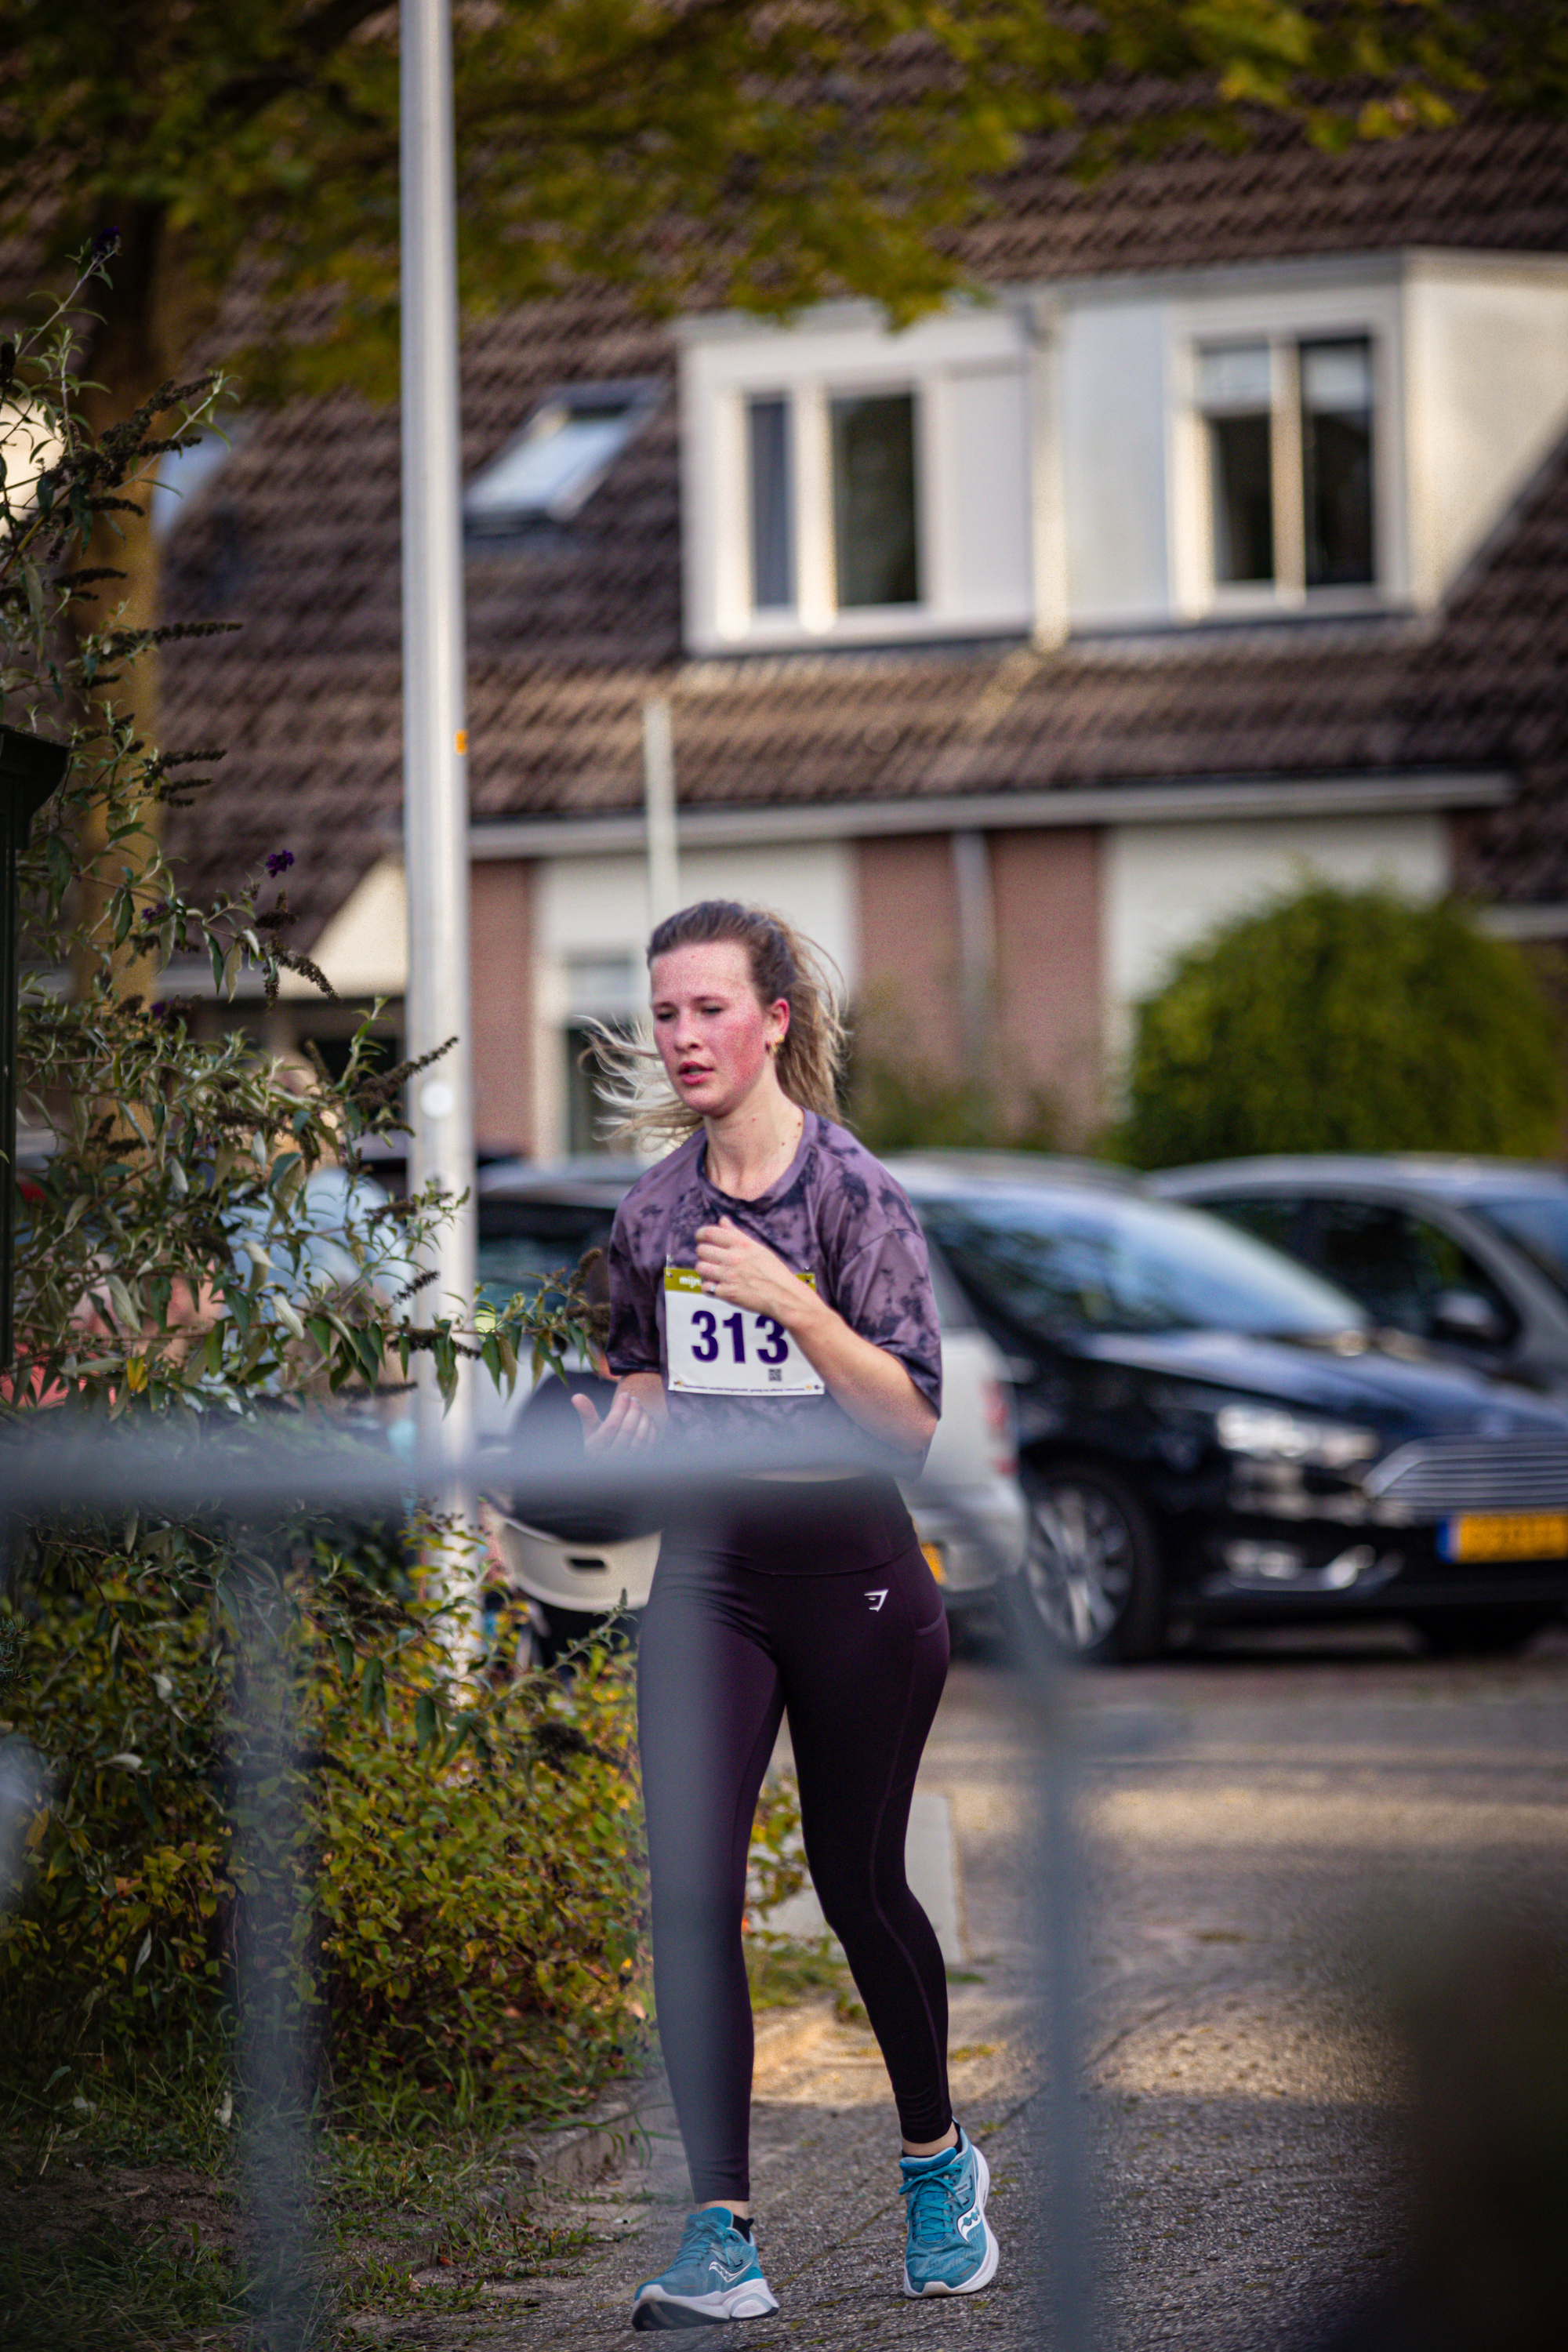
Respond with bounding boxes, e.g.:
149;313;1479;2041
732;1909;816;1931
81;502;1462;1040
973;108;1568;281
143;105;1568;942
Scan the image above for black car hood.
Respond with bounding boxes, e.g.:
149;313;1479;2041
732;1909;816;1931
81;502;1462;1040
1078;1328;1568;1437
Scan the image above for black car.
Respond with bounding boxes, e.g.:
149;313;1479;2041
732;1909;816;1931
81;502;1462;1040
893;1160;1568;1664
1152;1156;1568;1398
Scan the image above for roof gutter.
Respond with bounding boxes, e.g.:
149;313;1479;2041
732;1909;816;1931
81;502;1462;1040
467;768;1512;861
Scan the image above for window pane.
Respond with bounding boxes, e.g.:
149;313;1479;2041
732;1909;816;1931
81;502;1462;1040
564;1018;637;1156
465;404;635;529
1472;1197;1568;1305
1209;412;1275;583
1308;1200;1513;1338
922;1190;1359;1339
476;1203;613;1315
747;397;794;611
1301;338;1374;588
1198;1193;1303;1260
1196;343;1271;408
829;392;920;608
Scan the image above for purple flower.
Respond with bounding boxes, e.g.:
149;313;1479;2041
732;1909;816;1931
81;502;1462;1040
265;850;295;878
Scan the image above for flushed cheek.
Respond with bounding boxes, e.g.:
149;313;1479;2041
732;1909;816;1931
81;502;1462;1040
714;1020;768;1084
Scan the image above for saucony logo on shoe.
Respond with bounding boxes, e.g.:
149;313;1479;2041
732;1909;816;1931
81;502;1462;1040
957;2208;983;2238
709;2257;756;2285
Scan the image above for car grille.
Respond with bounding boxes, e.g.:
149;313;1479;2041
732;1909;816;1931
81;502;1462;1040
1367;1436;1568;1515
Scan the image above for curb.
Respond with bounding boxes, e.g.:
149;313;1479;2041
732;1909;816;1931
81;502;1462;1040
510;2076;670;2192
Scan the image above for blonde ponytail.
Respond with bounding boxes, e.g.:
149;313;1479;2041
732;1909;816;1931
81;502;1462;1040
588;901;848;1154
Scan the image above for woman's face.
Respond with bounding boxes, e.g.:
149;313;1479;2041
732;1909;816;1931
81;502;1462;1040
649;939;788;1121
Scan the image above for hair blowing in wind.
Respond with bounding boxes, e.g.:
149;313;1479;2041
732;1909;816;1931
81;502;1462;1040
589;901;848;1152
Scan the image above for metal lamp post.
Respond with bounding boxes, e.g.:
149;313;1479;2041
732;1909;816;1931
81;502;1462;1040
0;726;67;1372
400;0;478;1635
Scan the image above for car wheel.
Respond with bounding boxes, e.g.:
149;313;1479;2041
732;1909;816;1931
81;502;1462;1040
1019;1460;1164;1663
1413;1606;1555;1659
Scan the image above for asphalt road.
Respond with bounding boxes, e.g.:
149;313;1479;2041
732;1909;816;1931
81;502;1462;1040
408;1621;1568;2350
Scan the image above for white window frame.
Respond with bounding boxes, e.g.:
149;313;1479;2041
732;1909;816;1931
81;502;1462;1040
1167;278;1407;619
679;303;1032;653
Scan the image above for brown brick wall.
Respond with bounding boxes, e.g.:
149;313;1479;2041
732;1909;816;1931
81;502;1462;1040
470;860;534;1156
991;827;1104;1141
855;833;964;1077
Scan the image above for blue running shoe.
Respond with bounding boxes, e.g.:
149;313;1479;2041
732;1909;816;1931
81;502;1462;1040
900;2126;1000;2298
631;2207;779;2331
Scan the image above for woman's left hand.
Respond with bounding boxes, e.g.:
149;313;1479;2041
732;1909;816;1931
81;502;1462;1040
694;1218;807;1324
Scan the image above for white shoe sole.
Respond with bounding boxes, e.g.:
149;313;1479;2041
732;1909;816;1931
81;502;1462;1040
631;2278;781;2329
902;2139;1001;2298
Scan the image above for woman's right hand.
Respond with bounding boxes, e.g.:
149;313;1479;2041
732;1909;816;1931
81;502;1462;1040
572;1374;662;1451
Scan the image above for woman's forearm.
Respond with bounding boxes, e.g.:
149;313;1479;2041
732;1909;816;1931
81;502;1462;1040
786;1287;938;1455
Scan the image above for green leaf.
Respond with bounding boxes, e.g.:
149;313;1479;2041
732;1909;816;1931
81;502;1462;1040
415;1693;438;1755
45;830;71;903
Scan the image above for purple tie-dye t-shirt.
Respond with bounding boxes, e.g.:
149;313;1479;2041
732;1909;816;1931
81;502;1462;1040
606;1112;942;1470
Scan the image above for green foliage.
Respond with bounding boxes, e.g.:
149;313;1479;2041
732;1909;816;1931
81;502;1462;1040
0;258;576;1425
0;5;1523;400
314;1620;647;2120
851;1053;1066;1156
0;2216;243;2352
0;1562;648;2129
1120;882;1567;1169
1;4;1553;417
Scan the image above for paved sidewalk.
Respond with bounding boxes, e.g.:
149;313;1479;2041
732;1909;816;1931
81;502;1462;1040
343;1634;1568;2349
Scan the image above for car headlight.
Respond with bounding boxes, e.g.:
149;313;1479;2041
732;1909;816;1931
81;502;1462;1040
1215;1403;1379;1469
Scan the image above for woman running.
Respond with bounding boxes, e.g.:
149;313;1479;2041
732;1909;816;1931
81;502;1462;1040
573;899;1000;2331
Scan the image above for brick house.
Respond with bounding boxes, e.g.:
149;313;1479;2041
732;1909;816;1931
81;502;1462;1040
154;104;1568;1156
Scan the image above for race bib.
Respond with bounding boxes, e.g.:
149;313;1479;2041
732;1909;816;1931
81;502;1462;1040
664;1265;826;1397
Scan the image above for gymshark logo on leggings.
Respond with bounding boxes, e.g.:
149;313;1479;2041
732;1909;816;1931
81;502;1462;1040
866;1588;888;1612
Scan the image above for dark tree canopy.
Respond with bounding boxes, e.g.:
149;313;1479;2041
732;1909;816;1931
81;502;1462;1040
3;2;1564;409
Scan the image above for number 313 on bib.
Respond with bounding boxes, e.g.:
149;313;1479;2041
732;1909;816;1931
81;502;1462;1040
663;1265;826;1397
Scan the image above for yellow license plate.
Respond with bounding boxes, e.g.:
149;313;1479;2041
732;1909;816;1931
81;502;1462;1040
920;1542;948;1584
1440;1511;1568;1563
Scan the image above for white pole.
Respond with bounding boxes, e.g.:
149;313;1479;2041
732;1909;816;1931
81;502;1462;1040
400;0;477;1621
643;695;679;928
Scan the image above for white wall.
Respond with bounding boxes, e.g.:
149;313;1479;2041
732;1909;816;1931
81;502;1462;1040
1404;254;1568;607
532;839;858;1154
279;855;407;997
938;364;1033;627
1105;811;1453;1043
1059;299;1172;627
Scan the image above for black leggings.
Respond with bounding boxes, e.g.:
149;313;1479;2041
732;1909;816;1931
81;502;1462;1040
637;1528;952;2205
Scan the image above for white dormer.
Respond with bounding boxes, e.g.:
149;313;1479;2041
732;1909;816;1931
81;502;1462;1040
679;251;1568;651
1078;249;1568;628
677;303;1037;654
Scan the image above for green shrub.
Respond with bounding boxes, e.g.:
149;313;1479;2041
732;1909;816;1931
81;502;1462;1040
314;1619;647;2120
0;1564;648;2130
1120;883;1566;1169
